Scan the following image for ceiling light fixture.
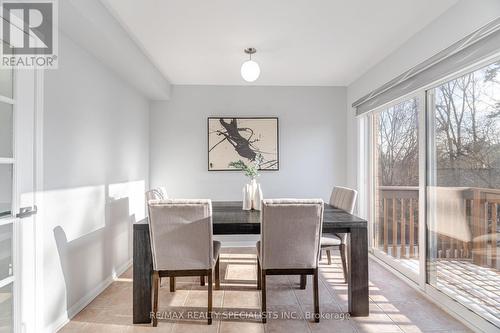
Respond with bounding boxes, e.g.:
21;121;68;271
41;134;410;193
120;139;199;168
241;48;260;82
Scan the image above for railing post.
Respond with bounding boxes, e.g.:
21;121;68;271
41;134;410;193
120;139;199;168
465;198;471;259
409;198;415;258
472;189;487;266
493;203;498;269
392;197;397;258
401;198;406;258
384;197;388;254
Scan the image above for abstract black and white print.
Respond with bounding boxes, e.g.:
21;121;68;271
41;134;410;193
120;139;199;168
208;117;279;171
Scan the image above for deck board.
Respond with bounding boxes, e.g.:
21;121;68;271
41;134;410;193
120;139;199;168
436;259;500;327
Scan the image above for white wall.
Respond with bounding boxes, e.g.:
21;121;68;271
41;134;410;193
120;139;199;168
60;0;171;100
41;33;150;331
346;0;500;198
150;85;346;201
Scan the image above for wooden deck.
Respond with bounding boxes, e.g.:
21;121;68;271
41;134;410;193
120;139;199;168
435;259;500;327
376;250;500;328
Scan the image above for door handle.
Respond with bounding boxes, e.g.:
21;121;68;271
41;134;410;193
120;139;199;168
16;205;37;218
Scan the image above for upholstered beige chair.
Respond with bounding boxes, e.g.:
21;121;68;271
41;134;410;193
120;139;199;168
256;199;324;323
145;186;168;201
321;186;357;283
148;199;220;326
145;188;208;287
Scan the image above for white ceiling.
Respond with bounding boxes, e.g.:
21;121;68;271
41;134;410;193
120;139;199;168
101;0;457;86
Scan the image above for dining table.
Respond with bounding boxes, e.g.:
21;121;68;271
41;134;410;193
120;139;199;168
133;201;368;324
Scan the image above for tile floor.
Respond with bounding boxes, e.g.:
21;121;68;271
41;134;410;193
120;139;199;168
60;248;471;333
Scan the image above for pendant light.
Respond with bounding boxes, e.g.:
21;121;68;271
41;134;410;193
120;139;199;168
241;48;260;82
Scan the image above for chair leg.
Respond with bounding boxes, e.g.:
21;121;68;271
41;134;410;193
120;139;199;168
208;269;213;325
215;256;220;290
257;258;261;290
340;244;348;283
313;268;320;323
300;274;307;289
152;271;159;327
261;270;267;323
326;249;332;265
200;275;205;286
169;276;175;292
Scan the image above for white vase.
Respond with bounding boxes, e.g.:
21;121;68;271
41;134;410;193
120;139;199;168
242;184;252;210
250;178;257;197
252;183;263;211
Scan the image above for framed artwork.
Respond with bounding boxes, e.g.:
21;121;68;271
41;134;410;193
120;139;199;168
207;117;279;171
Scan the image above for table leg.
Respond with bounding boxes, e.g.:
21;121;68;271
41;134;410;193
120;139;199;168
133;225;153;324
348;227;369;316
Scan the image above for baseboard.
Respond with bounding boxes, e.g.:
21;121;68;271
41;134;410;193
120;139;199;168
213;234;259;247
49;259;132;333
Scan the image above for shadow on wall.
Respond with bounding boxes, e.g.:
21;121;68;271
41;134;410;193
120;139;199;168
51;180;144;319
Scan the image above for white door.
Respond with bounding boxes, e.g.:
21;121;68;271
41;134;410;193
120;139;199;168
0;65;39;332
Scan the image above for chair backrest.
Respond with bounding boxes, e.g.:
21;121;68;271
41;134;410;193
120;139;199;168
330;186;357;214
260;199;324;270
145;186;168;201
147;199;213;271
428;187;471;242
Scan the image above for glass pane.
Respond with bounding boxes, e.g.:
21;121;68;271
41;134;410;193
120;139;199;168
0;282;13;333
0;164;12;218
427;61;500;327
0;223;13;281
373;97;420;274
0;102;13;158
0;67;13;99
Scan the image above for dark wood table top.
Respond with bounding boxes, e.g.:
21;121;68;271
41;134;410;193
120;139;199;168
136;201;366;235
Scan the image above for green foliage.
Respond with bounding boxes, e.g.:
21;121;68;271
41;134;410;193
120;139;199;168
228;154;264;179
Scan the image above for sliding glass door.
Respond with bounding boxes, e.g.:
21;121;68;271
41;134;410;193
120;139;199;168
372;96;422;279
427;61;500;327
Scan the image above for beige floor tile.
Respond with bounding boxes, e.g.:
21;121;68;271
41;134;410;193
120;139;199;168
267;289;298;307
59;248;471;333
225;264;257;282
223;290;261;309
263;317;311;333
157;288;191;308
308;317;357;333
380;300;469;331
219;321;265;333
129;322;174;332
82;323;132;332
395;325;469;333
184;289;224;308
265;275;290;287
298;298;342;317
120;267;134;279
293;282;333;306
265;304;305;321
72;307;132;326
58;321;89;332
352;315;403;333
171;321;219;333
351;302;402;333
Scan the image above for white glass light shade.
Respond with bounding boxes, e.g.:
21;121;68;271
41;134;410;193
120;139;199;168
241;60;260;82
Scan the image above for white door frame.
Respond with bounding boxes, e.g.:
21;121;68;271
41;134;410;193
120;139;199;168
10;67;43;333
365;91;424;285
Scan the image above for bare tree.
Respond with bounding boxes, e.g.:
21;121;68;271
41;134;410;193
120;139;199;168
434;61;500;187
377;98;419;186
